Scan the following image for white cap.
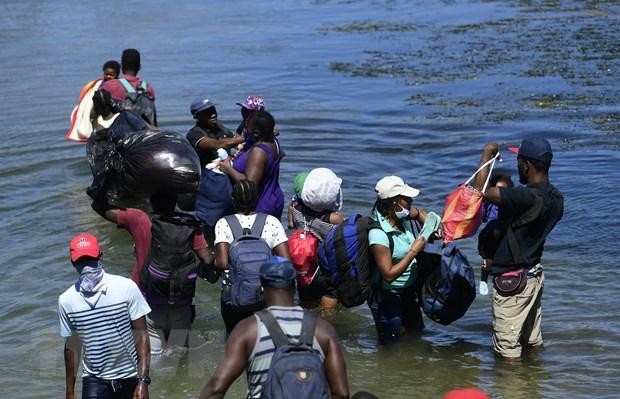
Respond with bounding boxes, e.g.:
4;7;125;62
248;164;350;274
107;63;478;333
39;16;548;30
300;168;343;212
374;176;420;199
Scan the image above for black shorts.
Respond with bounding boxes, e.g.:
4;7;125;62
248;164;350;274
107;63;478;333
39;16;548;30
297;269;337;303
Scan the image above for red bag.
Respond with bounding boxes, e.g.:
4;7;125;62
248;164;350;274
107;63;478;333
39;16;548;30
288;229;320;287
442;154;499;243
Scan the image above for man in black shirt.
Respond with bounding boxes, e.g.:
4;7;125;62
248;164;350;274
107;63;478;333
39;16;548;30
186;97;244;168
475;138;564;359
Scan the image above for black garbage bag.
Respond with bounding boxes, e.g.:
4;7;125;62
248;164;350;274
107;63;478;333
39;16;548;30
87;127;201;201
111;130;201;196
86;111;148;201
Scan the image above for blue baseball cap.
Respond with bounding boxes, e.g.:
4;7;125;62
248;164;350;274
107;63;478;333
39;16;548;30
508;137;553;162
190;97;216;117
259;257;296;288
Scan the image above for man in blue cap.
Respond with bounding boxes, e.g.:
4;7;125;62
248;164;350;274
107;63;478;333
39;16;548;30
475;138;564;360
186;97;244;168
199;257;349;399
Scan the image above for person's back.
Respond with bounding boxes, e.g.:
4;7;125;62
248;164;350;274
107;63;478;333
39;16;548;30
247;306;326;398
198;257;349;399
101;48;157;126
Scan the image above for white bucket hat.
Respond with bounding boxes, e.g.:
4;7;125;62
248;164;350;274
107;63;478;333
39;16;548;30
300;168;343;212
375;175;420;199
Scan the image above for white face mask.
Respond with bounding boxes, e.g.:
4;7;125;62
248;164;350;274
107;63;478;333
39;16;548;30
395;204;410;219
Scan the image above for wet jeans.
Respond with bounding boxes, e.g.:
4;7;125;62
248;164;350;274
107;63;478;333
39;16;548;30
367;284;424;344
81;376;137;399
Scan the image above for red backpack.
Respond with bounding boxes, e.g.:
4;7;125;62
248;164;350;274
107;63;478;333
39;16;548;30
288;229;320;287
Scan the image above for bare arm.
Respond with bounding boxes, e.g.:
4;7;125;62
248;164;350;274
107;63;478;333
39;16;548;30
214;242;230;271
131;316;150;399
474;142;500;192
371;237;426;283
195;247;213;265
196;135;244;151
273;242;291;260
316;319;349;399
199;317;257;399
220;145;268;184
64;335;81;399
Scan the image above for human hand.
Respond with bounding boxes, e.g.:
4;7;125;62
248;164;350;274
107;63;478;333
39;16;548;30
66;392;76;399
218;158;233;173
133;382;149;399
409;237;426;255
483;142;499;157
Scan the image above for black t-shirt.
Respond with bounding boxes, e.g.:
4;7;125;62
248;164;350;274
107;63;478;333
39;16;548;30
491;181;564;273
186;122;234;168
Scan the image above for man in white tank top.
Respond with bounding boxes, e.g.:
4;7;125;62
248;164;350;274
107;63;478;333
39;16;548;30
199;257;350;399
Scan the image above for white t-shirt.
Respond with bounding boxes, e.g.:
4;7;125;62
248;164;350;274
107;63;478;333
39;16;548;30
214;213;288;249
58;273;151;380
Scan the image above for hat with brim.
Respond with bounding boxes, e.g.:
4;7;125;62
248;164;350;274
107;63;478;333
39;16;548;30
190;97;216;117
70;233;100;262
375;176;420;200
507;137;553;162
260;256;296;289
236;95;265;111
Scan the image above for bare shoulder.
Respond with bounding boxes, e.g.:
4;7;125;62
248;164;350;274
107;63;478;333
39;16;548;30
313;316;339;350
229;314;259;350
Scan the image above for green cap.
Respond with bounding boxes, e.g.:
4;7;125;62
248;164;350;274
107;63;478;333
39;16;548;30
293;171;309;194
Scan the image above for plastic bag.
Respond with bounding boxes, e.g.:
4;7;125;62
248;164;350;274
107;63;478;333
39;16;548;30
442;154;499;243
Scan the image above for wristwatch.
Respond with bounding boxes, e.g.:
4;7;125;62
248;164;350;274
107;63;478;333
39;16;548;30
137;375;151;385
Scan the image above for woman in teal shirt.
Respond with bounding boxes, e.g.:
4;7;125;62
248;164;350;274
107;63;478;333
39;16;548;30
367;176;429;344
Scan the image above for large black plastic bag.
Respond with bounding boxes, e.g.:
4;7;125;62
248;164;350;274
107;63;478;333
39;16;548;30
111;130;201;196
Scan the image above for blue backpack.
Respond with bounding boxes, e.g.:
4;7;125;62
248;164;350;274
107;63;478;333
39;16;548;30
258;310;329;399
224;213;272;308
318;213;386;308
416;240;476;325
195;169;235;227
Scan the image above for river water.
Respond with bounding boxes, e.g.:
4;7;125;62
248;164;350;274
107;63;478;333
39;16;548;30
1;1;619;398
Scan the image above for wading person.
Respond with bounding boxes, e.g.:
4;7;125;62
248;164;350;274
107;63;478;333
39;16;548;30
474;138;564;360
59;233;151;399
199;257;350;399
91;192;213;354
367;176;440;344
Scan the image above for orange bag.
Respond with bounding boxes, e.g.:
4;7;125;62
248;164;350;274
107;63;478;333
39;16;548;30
442;154;499;243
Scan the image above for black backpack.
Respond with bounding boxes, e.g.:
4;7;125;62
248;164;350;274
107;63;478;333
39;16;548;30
140;213;201;303
416;239;476;326
318;213;391;307
257;310;330;399
119;78;157;126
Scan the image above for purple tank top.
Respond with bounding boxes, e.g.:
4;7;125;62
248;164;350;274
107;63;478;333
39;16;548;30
233;142;284;219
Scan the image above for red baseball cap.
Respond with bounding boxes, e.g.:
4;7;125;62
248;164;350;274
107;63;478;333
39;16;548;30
444;388;490;399
69;233;101;262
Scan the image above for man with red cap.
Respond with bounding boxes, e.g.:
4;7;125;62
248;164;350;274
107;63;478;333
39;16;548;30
59;233;151;399
475;138;564;360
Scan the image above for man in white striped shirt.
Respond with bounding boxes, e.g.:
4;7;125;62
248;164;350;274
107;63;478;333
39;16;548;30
59;233;151;399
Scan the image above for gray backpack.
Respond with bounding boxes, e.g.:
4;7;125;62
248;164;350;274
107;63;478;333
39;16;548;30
258;310;329;399
224;213;272;308
118;78;157;126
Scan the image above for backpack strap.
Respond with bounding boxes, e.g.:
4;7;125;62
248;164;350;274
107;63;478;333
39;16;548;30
250;213;268;237
138;81;148;92
258;310;317;348
224;215;245;239
257;310;290;348
298;310;317;347
118;78;136;94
